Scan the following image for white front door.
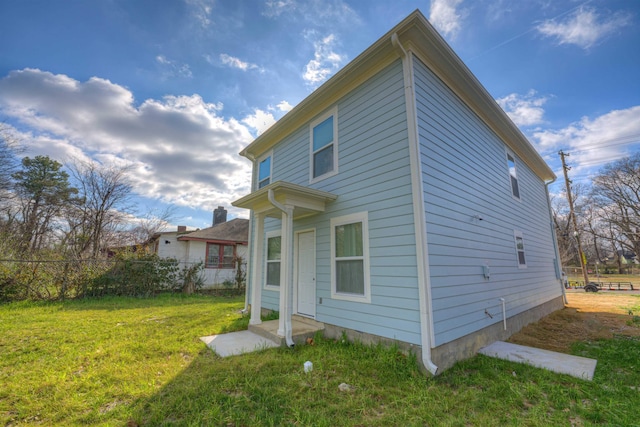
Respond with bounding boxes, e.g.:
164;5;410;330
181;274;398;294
296;230;316;317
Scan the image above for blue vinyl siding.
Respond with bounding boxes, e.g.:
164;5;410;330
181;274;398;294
413;55;560;346
260;59;423;344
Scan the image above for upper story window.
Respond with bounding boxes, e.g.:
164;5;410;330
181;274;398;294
310;107;338;183
514;230;527;269
330;212;370;303
506;151;520;200
206;243;235;269
258;154;272;189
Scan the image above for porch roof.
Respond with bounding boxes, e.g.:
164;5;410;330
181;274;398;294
232;181;337;220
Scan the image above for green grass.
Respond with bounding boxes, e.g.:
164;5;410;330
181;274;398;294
2;295;640;426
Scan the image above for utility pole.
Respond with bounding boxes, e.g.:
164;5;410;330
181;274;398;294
559;150;590;287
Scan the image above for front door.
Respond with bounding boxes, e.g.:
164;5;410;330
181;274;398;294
296;230;316;317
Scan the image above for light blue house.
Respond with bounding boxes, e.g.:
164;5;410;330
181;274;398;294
233;10;565;373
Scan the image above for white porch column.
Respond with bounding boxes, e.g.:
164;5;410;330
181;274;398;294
277;205;294;344
249;212;264;325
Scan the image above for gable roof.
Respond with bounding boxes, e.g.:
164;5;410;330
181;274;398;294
178;218;249;243
239;9;554;182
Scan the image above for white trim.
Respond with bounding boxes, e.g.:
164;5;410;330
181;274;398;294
330;211;371;303
506;150;521;202
249;212;264;325
514;230;527;269
264;229;282;291
257;151;273;190
309;106;339;184
293;228;316;318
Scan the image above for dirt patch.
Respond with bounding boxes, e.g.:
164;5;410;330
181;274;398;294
509;292;640;353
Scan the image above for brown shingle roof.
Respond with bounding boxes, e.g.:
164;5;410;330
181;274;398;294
178;218;249;243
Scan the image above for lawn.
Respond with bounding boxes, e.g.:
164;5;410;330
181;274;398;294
1;294;639;426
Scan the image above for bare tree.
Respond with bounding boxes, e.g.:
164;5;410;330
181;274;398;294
590;153;640;260
552;183;591;267
0;124;23;202
126;206;176;246
65;159;134;258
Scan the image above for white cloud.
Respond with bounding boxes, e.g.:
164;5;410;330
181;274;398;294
156;55;193;78
242;109;277;136
0;68;254;212
184;0;214;28
429;0;467;39
536;6;631;49
276;100;293;112
303;33;344;85
264;0;296;17
496;90;548;127
219;53;261;72
263;0;359;25
533;106;640;175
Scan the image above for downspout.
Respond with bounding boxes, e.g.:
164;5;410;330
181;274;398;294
545;177;568;304
267;189;295;347
392;33;438;375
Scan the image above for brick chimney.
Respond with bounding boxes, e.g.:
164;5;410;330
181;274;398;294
177;225;187;232
213;206;227;226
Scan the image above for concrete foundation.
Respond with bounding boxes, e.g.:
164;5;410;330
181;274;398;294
430;296;565;372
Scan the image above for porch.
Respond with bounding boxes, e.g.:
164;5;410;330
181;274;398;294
200;315;325;357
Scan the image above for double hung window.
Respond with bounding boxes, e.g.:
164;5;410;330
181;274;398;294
514;231;527;268
507;152;520;200
266;232;281;288
206;243;235;268
330;212;370;303
258;154;272;189
310;108;338;182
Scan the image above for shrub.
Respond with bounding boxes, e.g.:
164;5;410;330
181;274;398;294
87;251;179;298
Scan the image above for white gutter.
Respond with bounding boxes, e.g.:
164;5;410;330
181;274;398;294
392;33;438;375
545;178;568;304
267;189;295;347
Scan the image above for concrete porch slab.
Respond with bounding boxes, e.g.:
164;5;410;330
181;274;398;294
479;341;597;381
200;330;279;357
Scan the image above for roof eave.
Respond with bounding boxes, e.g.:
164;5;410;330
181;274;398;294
239;10;554;182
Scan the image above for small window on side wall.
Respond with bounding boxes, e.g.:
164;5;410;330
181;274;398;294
514;230;527;269
258;155;271;189
507;152;520;200
310;108;338;183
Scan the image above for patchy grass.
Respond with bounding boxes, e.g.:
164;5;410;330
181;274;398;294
0;294;246;426
1;294;640;426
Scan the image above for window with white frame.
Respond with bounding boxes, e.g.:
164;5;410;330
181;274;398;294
514;230;527;268
506;152;520;200
330;212;370;303
258;154;272;189
265;232;281;288
310;108;338;182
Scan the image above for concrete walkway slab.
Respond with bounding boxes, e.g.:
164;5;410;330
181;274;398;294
479;341;597;381
200;330;279;357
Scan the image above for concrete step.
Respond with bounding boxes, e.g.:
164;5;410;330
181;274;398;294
248;316;325;346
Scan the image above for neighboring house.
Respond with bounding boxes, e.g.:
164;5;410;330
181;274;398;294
233;11;564;373
153;207;249;288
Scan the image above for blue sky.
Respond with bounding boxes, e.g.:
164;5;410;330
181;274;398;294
1;0;639;230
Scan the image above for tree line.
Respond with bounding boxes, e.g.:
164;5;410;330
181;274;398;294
553;153;640;273
0;125;168;260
